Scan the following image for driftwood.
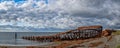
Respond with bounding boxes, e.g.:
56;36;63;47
22;25;103;42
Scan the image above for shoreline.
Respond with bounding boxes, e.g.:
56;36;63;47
0;35;118;48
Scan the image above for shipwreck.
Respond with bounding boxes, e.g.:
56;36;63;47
22;25;106;42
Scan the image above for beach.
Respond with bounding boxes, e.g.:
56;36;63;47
0;35;117;48
0;31;120;48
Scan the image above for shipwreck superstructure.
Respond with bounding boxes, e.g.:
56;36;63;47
22;25;103;42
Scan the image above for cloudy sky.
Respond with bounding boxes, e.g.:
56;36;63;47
0;0;120;32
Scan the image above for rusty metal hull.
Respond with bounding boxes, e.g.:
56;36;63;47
22;25;102;42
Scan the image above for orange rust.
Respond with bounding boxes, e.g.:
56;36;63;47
102;29;113;36
78;25;102;30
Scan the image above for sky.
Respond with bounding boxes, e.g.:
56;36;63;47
0;0;120;32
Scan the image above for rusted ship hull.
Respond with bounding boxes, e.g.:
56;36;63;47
22;25;102;42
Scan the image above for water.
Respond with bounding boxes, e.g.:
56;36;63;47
0;32;58;46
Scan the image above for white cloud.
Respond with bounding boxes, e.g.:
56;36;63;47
0;0;120;31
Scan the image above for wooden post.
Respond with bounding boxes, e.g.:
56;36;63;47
15;32;17;45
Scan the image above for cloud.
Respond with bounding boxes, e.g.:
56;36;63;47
0;0;120;32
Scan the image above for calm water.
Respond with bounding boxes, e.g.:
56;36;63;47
0;32;58;46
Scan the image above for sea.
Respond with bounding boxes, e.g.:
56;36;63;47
0;32;58;46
